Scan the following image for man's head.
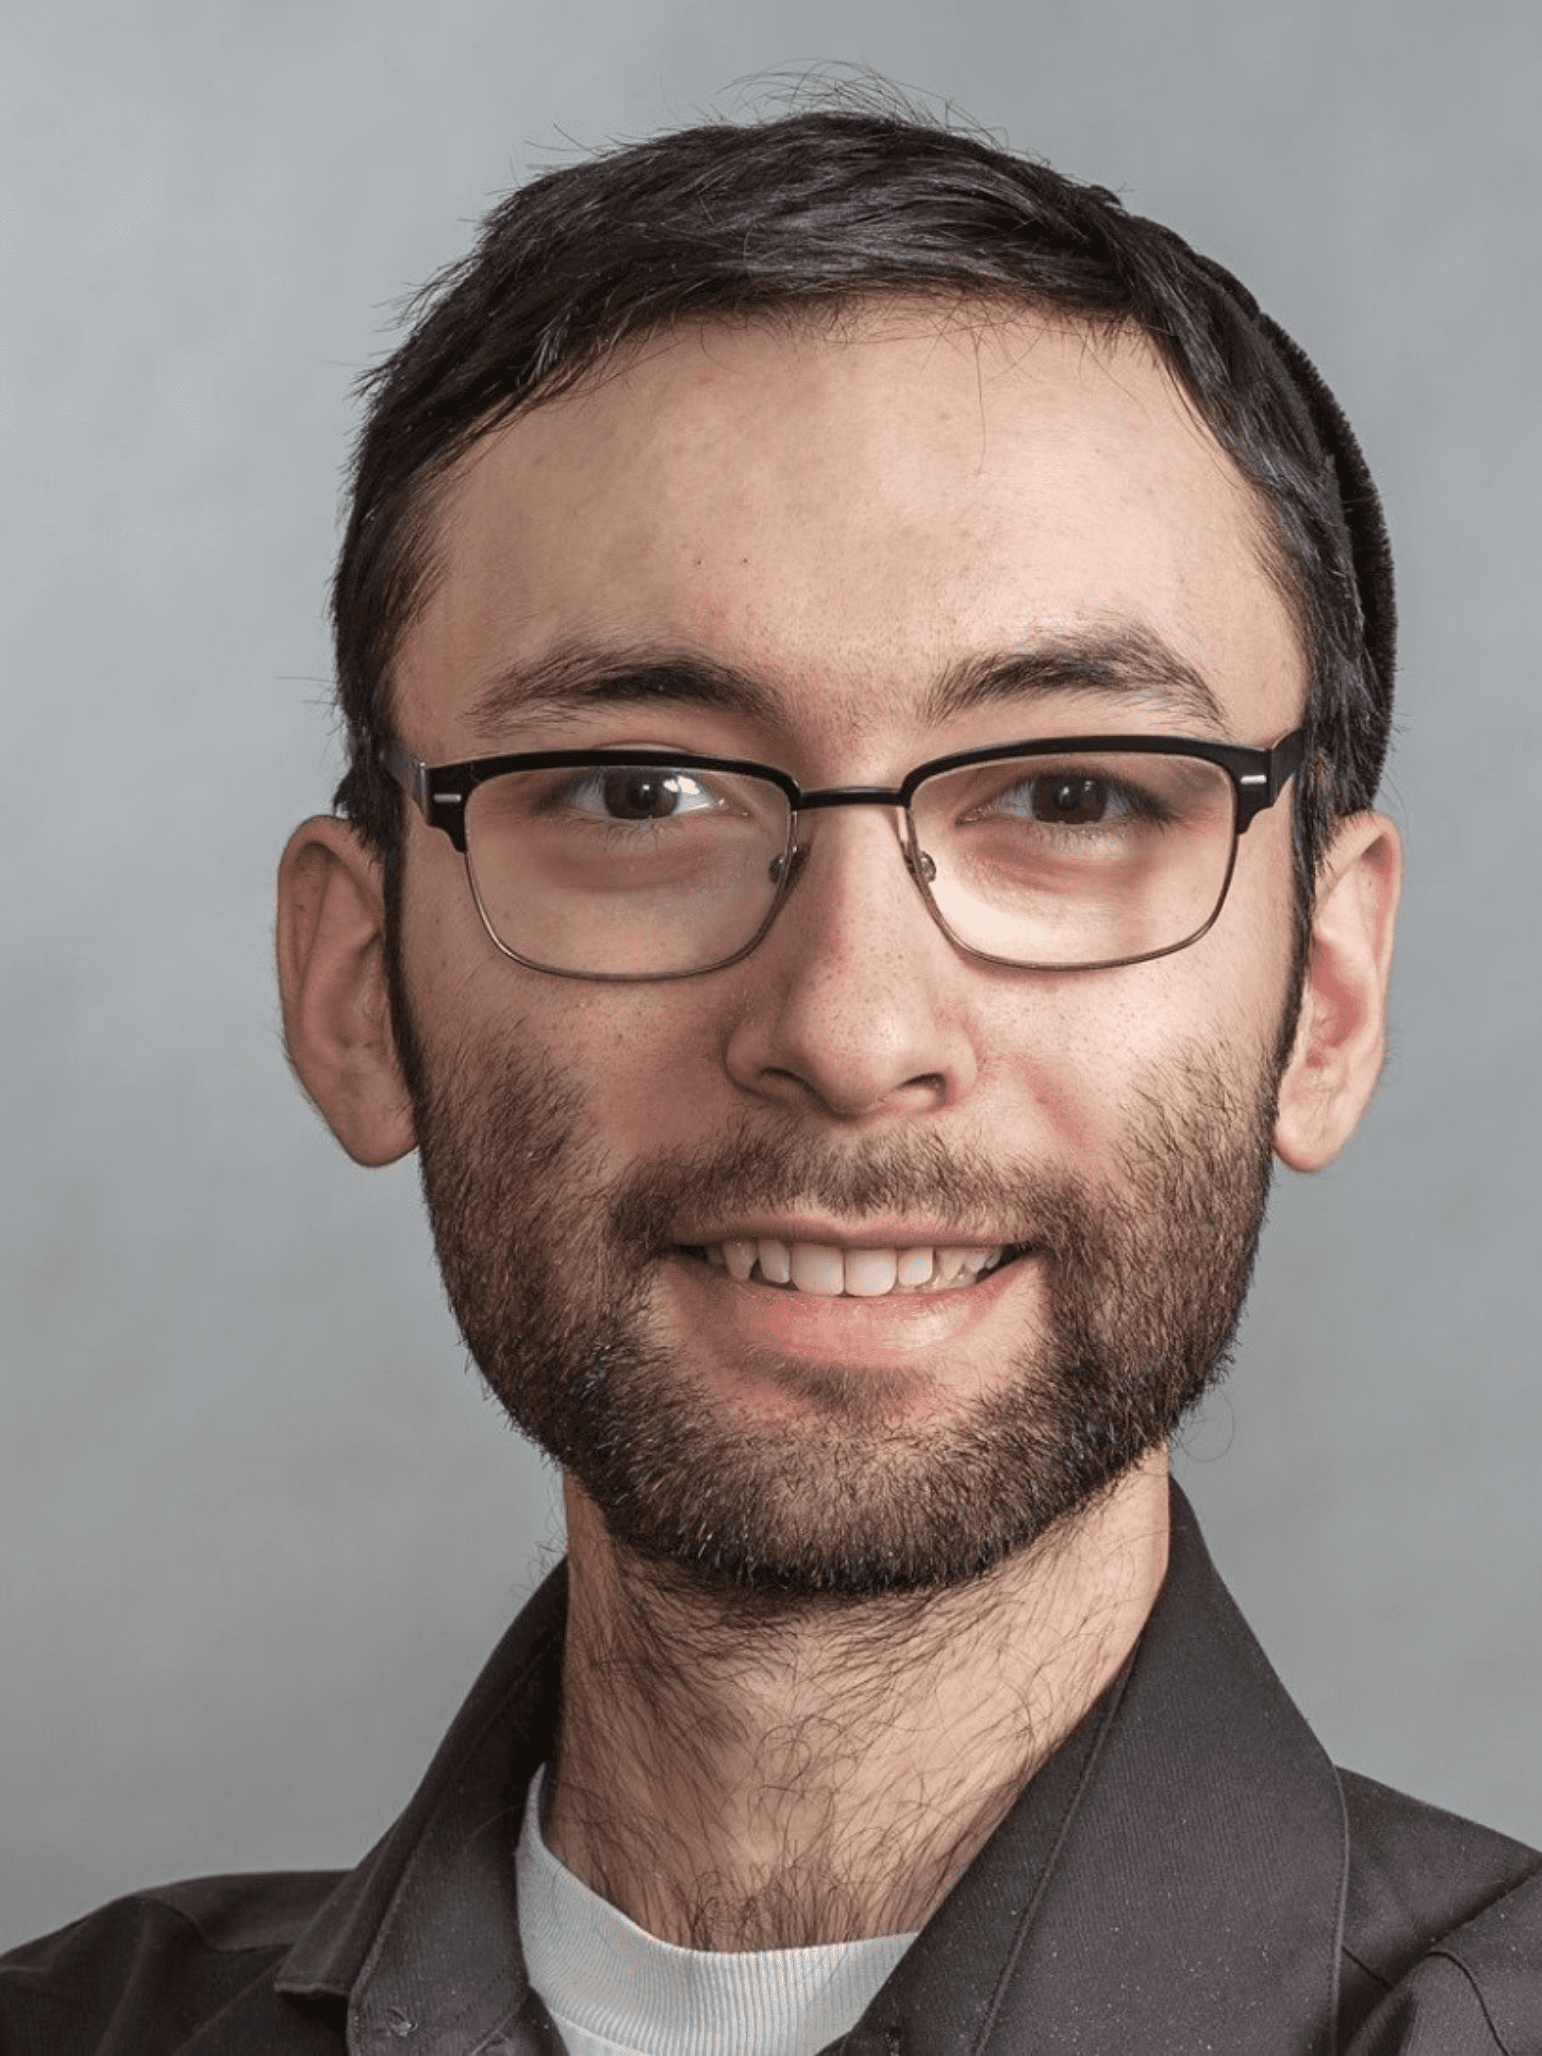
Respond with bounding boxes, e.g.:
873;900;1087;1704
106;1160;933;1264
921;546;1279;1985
278;110;1400;1597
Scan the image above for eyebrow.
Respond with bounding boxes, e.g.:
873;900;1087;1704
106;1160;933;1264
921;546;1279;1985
922;626;1226;733
467;622;1226;745
468;645;781;743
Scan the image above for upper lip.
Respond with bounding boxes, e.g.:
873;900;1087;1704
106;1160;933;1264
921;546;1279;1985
677;1216;1018;1250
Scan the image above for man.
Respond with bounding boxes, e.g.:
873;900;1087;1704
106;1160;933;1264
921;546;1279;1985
5;104;1539;2053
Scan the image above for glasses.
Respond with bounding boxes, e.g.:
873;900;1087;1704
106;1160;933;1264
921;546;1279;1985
382;730;1305;981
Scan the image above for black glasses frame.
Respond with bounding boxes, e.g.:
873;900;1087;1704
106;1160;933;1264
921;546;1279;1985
381;729;1306;979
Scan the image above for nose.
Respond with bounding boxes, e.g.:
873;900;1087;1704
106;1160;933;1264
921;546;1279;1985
722;805;981;1122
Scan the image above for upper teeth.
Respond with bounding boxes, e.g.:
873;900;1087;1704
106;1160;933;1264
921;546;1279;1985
702;1238;1006;1297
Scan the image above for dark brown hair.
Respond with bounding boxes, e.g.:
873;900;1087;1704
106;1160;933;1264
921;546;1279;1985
332;106;1394;901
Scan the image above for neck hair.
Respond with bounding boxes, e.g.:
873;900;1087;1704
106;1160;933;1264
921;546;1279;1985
545;1458;1168;1949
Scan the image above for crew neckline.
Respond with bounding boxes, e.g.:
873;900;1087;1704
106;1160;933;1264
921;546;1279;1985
514;1766;918;2056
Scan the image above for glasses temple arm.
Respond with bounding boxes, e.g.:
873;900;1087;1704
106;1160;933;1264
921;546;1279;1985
381;739;432;820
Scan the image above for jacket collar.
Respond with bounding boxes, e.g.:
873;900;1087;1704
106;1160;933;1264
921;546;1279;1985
844;1486;1350;2052
276;1487;1348;2053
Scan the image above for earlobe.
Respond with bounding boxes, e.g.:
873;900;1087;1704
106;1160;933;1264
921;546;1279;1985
276;817;417;1166
1274;811;1402;1173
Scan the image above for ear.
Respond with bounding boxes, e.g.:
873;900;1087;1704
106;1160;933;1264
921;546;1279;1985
1274;810;1402;1172
276;816;417;1166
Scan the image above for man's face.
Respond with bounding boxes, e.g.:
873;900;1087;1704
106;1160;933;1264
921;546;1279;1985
385;305;1308;1594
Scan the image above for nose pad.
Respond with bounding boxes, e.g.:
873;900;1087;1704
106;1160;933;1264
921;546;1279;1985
906;846;938;884
768;843;811;888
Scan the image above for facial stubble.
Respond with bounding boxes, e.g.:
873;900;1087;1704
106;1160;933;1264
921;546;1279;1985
400;1000;1283;1599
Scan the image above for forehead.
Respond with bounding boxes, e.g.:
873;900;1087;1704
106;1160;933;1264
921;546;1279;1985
394;302;1304;758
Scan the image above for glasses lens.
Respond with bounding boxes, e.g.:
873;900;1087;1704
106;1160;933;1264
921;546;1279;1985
911;750;1238;967
464;761;792;976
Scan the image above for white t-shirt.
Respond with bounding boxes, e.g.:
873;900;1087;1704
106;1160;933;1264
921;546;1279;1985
515;1767;918;2056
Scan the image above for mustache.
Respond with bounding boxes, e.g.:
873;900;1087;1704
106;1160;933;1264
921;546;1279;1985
604;1124;1089;1256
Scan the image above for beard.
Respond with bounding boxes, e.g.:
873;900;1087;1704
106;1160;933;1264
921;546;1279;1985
396;987;1283;1601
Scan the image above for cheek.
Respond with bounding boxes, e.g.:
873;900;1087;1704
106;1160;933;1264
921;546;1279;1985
452;976;730;1175
993;930;1298;1160
575;1001;738;1159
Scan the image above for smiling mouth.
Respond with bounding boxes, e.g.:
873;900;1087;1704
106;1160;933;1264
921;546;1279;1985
689;1237;1025;1299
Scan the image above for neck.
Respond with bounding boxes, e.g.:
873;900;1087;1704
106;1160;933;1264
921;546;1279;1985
544;1454;1170;1950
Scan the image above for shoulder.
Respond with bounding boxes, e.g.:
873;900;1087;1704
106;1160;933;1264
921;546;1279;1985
1341;1769;1542;2050
0;1872;343;2055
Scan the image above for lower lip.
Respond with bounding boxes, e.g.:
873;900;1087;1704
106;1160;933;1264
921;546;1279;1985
660;1247;1036;1369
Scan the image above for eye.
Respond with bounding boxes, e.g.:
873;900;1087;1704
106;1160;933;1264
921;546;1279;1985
1023;774;1120;825
571;767;721;822
990;773;1136;827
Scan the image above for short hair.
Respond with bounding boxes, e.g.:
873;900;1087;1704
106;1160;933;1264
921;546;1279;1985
331;106;1395;900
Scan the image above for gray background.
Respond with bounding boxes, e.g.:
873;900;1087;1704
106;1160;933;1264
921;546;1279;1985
3;0;1539;1950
